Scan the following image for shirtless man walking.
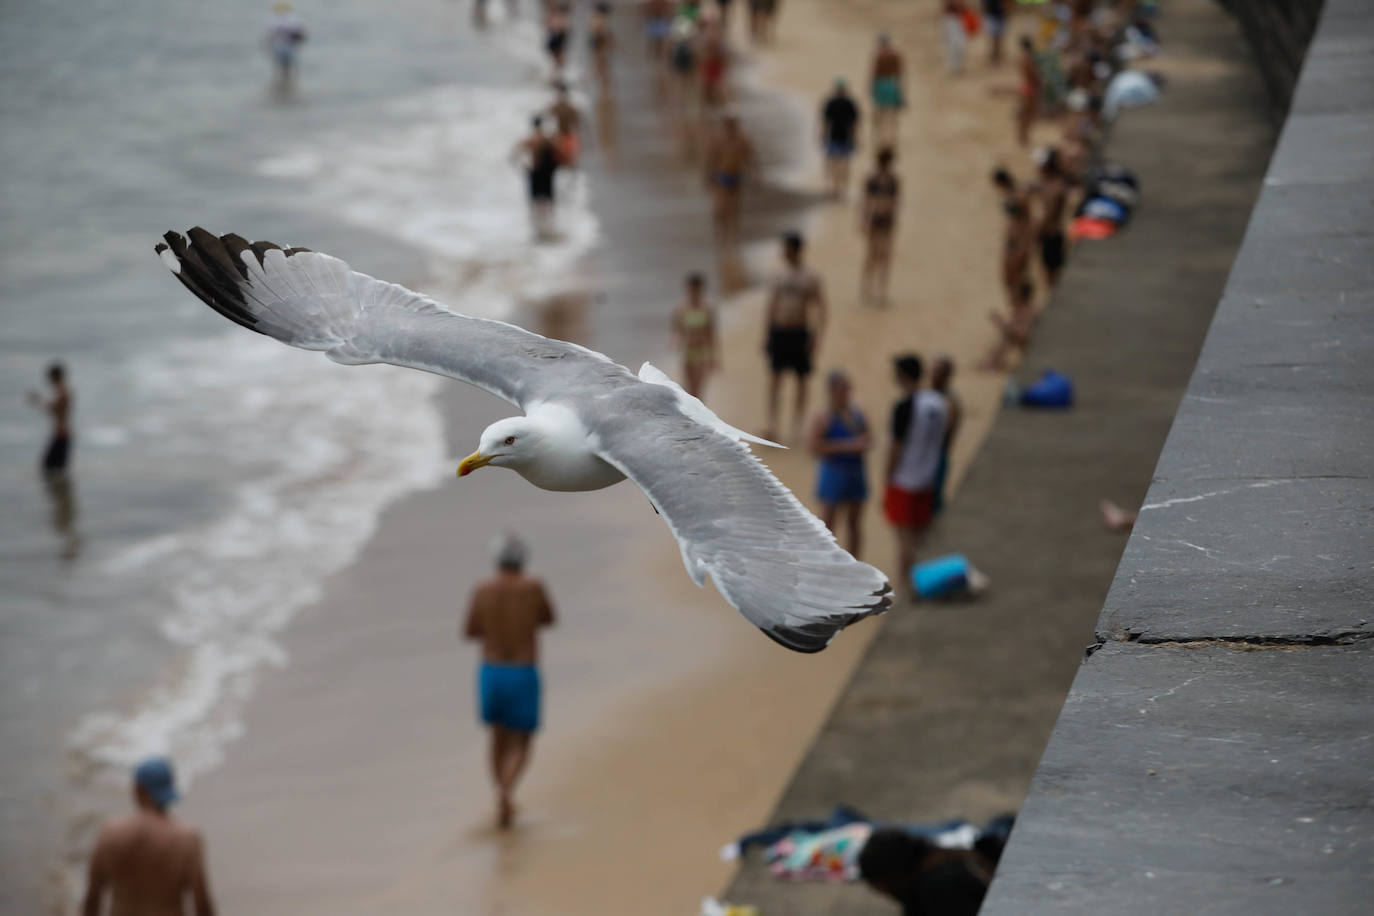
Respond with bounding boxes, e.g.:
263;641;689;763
463;534;556;829
763;232;827;441
703;115;755;247
82;757;216;916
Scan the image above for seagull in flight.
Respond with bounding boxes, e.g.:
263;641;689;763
156;228;891;652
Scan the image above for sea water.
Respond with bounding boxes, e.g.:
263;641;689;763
0;0;597;907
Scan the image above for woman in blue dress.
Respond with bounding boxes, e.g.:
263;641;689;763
809;370;872;559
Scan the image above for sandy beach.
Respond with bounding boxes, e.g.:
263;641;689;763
177;2;1047;914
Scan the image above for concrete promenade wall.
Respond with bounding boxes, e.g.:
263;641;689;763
981;1;1374;912
1219;0;1324;117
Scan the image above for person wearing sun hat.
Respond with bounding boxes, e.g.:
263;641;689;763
81;756;216;916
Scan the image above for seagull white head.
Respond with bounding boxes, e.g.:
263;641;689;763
458;417;539;477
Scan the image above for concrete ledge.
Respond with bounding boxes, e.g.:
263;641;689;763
987;641;1374;914
982;1;1374;911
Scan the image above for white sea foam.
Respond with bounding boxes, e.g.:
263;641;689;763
71;332;446;782
70;80;599;789
257;83;600;320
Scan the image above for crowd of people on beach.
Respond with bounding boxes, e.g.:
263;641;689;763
659;0;1161;605
59;2;1171;912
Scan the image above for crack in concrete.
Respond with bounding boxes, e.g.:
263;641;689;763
1140;479;1293;511
1086;629;1374;657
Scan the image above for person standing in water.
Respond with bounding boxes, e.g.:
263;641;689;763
809;370;871;558
672;272;719;399
28;361;72;475
859;146;901;306
463;535;556;829
512;116;562;239
589;2;615;93
545;2;572;75
82;757;216;916
763;232;827;442
703;114;755;247
548;82;584;168
265;3;307;92
820;78;861;199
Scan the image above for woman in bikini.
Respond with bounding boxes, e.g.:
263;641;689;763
672;273;718;399
860;146;901;306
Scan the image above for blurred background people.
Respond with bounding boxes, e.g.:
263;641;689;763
672;272;719;399
265;2;307;94
810;370;872;558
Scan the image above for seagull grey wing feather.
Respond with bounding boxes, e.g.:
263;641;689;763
588;385;892;653
155;228;629;407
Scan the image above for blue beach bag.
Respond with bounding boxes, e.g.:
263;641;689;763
1020;369;1074;408
911;554;971;599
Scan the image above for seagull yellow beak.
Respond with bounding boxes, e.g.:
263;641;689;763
457;451;492;477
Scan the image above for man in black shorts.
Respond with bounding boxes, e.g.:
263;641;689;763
763;232;827;441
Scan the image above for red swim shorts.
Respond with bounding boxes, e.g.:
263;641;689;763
884;484;935;529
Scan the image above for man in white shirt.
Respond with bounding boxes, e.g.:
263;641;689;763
884;354;949;599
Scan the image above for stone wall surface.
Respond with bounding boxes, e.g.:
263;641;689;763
1218;0;1324;116
981;0;1374;912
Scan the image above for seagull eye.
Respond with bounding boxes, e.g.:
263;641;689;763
504;436;516;446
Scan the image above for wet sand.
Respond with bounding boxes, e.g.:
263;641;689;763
187;2;1034;913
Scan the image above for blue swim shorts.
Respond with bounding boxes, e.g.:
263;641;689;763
479;662;541;732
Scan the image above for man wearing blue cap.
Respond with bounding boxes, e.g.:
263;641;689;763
82;756;216;916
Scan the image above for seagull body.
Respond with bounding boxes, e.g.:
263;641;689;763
156;228;891;652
